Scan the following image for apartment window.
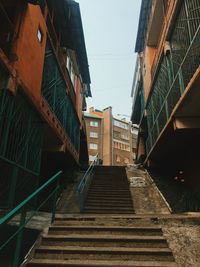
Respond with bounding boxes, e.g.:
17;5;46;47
90;132;98;138
90;121;98;127
114;131;120;138
66;55;76;90
121;133;129;140
37;27;43;43
113;120;128;129
89;143;98;150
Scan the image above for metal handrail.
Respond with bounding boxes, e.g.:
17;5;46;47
77;154;99;211
0;170;63;267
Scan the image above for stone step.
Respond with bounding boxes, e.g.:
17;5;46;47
85;201;133;207
85;198;133;203
83;210;134;214
87;192;132;197
48;225;163;236
91;182;129;185
53;217;159;226
89;188;129;191
27;259;177;266
88;189;131;194
84;206;133;211
86;195;132;200
41;234;168;248
34;246;174;261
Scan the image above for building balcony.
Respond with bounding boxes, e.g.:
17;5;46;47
41;39;80;157
0;1;18;59
146;0;168;48
145;0;200;160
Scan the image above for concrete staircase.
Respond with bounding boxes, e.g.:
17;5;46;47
25;166;177;266
84;166;134;214
26;216;177;266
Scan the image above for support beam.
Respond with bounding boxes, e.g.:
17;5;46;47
173;117;200;130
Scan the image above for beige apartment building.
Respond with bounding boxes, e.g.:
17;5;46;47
84;107;134;166
84;110;103;163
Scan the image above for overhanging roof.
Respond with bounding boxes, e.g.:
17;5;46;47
135;0;152;53
53;0;91;96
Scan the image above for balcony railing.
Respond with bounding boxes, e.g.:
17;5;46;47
0;88;43;176
0;85;44;209
42;39;80;153
0;2;18;58
145;0;200;156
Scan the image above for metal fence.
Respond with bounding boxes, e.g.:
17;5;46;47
42;39;80;153
0;89;43;175
146;0;200;156
0;87;44;208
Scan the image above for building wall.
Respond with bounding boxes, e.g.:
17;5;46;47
113;119;132;166
84;116;103;163
85;107;134;166
102;107;113;165
12;4;46;101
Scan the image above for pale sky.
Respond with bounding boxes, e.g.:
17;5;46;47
77;0;142;118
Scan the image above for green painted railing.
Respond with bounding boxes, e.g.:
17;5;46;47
77;155;99;212
0;88;44;209
0;89;43;175
0;170;63;267
42;39;80;153
145;0;200;156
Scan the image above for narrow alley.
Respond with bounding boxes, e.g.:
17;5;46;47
0;0;200;266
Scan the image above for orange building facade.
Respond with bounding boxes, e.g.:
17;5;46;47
0;0;91;208
85;107;133;166
131;0;200;185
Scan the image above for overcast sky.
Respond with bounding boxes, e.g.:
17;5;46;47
77;0;142;119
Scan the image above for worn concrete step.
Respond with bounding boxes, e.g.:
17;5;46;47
91;181;128;188
35;246;174;261
55;215;158;220
87;192;132;197
83;210;134;214
92;179;128;183
41;234;168;248
84;205;134;213
53;217;159;226
27;259;177;266
90;186;130;192
86;195;132;200
85;201;133;206
88;189;131;194
48;225;163;236
84;206;133;210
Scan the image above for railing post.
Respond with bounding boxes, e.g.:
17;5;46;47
12;208;26;267
8;167;19;208
51;179;60;224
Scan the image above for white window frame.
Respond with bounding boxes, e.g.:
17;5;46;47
90;132;98;138
89;143;98;150
90;121;99;127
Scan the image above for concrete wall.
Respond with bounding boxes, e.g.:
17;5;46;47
84;116;103;162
